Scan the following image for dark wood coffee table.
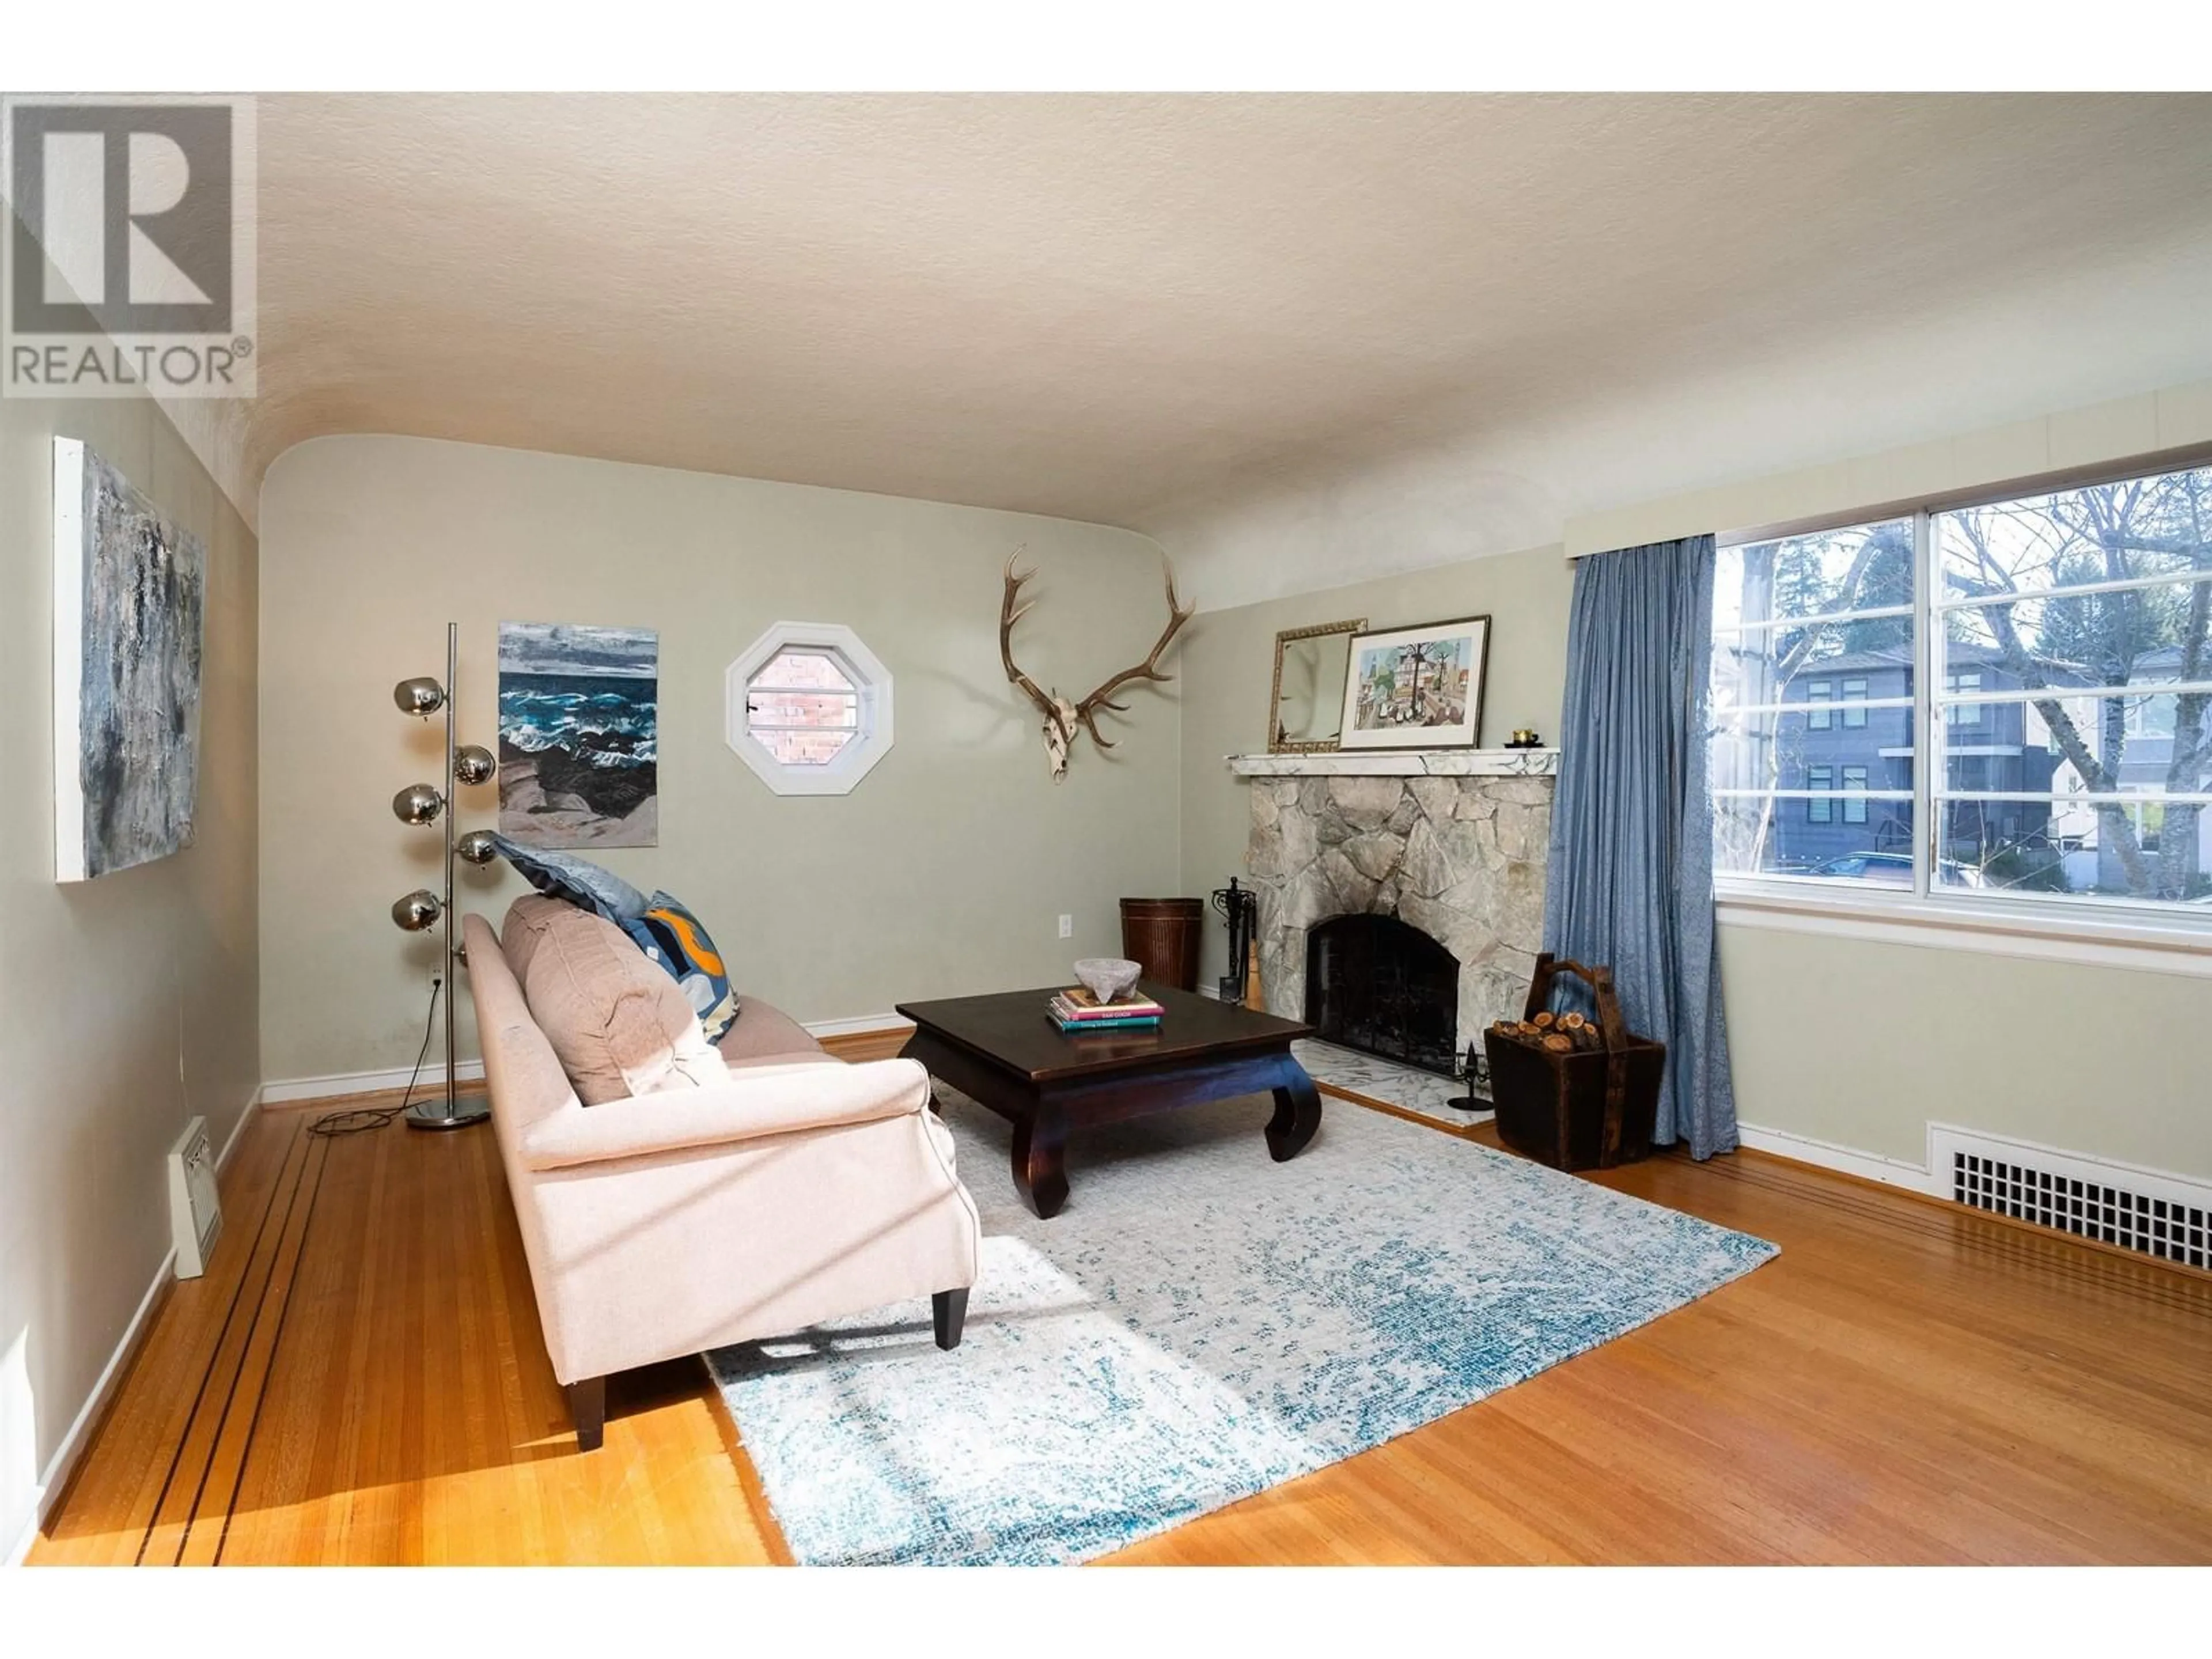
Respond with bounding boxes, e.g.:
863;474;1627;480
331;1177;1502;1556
894;983;1320;1219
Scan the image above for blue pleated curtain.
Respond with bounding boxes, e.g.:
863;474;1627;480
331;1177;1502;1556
1539;535;1737;1159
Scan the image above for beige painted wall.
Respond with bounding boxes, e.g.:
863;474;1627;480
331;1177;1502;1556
256;436;1183;1084
1719;926;2212;1181
1176;496;2211;1188
0;388;259;1550
1176;546;1575;987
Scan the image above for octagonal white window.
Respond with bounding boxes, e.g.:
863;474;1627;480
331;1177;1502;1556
726;622;892;796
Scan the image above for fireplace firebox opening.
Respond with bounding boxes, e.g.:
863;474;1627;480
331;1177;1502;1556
1303;914;1460;1076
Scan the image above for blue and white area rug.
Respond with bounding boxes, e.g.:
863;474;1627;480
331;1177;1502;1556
706;1091;1776;1566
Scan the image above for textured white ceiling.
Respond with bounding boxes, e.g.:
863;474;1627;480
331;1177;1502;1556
179;93;2212;602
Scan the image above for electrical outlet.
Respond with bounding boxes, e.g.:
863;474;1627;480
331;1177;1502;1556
1057;914;1073;940
428;964;445;993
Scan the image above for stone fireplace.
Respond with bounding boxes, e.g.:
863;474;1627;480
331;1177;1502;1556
1236;753;1556;1058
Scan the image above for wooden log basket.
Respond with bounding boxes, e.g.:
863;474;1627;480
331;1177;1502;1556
1483;953;1664;1171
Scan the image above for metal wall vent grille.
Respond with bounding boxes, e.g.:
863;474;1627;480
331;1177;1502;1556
1953;1151;2208;1270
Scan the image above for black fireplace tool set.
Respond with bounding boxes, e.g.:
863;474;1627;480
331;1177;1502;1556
1210;878;1259;1006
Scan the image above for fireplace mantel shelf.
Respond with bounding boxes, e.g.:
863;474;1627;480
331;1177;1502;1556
1226;748;1559;779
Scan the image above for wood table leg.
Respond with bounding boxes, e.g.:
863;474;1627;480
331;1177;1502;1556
1266;1066;1323;1163
1011;1103;1070;1219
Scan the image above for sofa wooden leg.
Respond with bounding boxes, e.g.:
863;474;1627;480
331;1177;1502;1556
567;1376;606;1451
932;1288;969;1351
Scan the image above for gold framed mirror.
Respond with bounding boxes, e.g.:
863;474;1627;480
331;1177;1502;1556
1268;619;1366;753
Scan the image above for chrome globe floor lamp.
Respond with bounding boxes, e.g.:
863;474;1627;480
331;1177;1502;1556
391;622;499;1131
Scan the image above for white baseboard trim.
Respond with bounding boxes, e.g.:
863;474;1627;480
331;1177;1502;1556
260;1021;914;1104
262;1018;910;1096
8;1248;174;1563
803;1013;910;1039
218;1087;262;1171
259;1022;907;1097
259;1058;485;1107
1737;1118;2212;1219
1736;1122;1944;1197
6;1086;259;1567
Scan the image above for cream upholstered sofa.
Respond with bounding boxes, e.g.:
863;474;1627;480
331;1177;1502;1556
463;902;981;1450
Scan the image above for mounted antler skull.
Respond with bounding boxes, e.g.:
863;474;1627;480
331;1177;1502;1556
1000;547;1194;780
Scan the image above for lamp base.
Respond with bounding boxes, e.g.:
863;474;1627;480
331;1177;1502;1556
404;1089;491;1131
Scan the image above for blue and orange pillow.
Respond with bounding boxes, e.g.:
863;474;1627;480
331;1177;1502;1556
620;892;740;1044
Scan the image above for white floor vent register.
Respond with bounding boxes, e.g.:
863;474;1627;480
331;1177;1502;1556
1935;1126;2209;1272
169;1117;224;1279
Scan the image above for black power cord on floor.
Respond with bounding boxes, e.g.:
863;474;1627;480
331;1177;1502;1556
308;977;442;1138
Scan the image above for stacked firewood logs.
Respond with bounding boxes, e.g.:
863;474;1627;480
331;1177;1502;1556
1488;1009;1605;1055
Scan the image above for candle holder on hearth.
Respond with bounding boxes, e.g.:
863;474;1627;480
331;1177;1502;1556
1444;1040;1492;1113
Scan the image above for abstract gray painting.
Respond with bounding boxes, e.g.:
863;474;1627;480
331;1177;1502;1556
53;439;206;882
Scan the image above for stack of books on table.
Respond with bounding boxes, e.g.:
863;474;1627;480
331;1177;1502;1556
1048;987;1166;1033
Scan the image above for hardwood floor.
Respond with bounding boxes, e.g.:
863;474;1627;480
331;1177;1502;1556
29;1039;2212;1565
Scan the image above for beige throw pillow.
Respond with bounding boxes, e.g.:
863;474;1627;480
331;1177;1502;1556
505;896;721;1105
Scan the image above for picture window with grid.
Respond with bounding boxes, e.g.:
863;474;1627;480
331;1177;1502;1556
1709;459;2212;921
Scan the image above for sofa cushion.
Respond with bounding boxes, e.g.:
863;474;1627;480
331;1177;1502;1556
501;893;575;983
505;897;722;1105
715;998;829;1069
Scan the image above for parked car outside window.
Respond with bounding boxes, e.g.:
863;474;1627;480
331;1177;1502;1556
1799;852;1985;888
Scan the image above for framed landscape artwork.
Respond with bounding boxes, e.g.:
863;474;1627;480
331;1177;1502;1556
1336;615;1491;751
53;439;207;882
497;621;660;847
